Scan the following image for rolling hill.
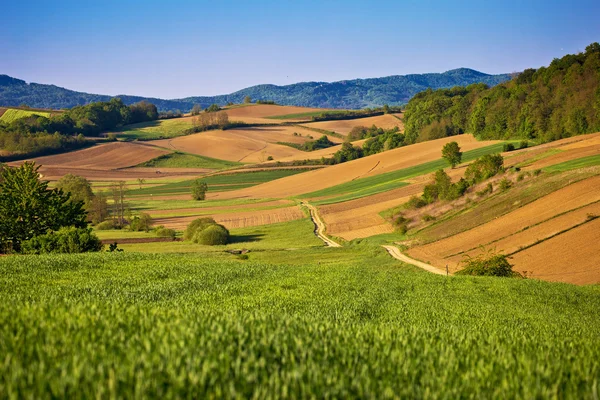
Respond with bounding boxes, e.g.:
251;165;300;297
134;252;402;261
0;68;512;111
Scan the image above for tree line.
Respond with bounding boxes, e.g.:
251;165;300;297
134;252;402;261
403;43;600;144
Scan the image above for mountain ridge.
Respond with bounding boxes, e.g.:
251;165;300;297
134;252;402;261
0;68;513;111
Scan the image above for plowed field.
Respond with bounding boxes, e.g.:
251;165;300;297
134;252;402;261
226;104;326;123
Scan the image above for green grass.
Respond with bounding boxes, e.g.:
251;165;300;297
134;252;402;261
116;118;193;140
301;143;507;201
128;197;276;211
138;152;242;170
1;244;599;397
0;108;50;123
313;181;409;205
543;153;600;172
127;169;313;197
266;111;329;120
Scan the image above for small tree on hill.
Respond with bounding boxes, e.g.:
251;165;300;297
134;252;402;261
442;141;462;168
191;180;208;200
243;96;252;104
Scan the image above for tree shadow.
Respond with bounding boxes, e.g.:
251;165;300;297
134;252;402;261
229;234;265;244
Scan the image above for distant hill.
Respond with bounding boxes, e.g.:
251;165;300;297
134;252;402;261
0;69;513;111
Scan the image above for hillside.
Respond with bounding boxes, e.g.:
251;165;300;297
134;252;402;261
0;68;512;111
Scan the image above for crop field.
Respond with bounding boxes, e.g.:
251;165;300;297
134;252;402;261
1;247;599;398
225;104;327;123
115;117;195;140
0;108;51;123
138;151;242;170
301;113;404;135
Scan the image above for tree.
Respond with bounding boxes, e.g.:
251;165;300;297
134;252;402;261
56;174;94;207
0;162;86;252
243;96;252;104
89;193;109;225
205;104;221;113
441;141;462;168
137;178;146;189
191;104;202;115
191;180;208;200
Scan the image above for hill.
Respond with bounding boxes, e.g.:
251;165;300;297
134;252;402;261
0;68;512;111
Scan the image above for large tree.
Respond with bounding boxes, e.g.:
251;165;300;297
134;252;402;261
441;141;462;168
0;162;86;251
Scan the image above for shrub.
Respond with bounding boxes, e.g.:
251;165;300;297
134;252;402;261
476;182;493;197
95;220;115;230
533;169;542;176
21;227;103;254
238;254;249;260
405;196;427;209
465;154;504;184
502;143;515;152
393;214;410;234
154;226;176;239
519;140;529;149
456;252;520;277
192;180;208;201
183;217;217;241
193;224;230;245
129;213;153;232
422;214;436;222
498;178;512;191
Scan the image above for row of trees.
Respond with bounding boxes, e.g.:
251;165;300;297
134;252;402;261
403;43;600;144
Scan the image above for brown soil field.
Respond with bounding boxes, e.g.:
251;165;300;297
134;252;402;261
152;125;339;163
509;218;600;285
225;104;328;124
14;142;169;170
212;135;499;200
524;143;600;170
407;175;600;281
301;114;403;135
0;108;6;118
153;206;304;230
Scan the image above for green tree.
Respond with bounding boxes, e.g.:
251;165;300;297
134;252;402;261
0;162;86;252
243;96;252;104
205;104;221;113
56;174;94;207
191;180;208;201
441;141;462;168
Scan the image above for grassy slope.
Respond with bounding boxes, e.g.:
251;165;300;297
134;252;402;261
116;118;193;140
302;143;507;202
138;152;242;170
0;108;50;123
544;153;600;172
0;244;598;398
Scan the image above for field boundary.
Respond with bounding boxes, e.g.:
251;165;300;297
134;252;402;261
382;245;447;275
302;202;341;247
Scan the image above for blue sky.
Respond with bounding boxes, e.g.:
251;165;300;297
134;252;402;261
1;0;599;98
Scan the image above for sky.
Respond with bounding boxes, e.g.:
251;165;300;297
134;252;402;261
1;0;599;99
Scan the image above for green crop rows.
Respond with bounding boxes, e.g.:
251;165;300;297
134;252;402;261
0;108;50;123
0;245;598;398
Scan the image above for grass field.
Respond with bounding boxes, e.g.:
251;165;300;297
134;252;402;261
266;111;330;120
0;108;51;123
127;169;313;196
138;152;242;170
116;118;194;140
1;244;599;398
302;143;507;202
543;153;600;172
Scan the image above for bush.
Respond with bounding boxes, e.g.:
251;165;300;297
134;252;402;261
422;214;436;222
21;227;103;254
193;224;230;245
456;252;520;277
129;213;153;232
476;182;493;197
519;140;529;149
405;196;427;209
95;220;115;230
154;226;176;239
183;217;217;240
393;214;410;234
498;178;512;191
502;143;515;152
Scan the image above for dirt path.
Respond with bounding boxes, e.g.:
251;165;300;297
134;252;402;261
302;202;341;247
382;245;447;275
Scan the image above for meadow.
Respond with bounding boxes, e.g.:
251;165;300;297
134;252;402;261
116;118;194;140
138;151;242;170
0;108;50;123
1;244;599;398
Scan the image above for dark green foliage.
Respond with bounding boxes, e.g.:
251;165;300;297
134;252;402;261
498;178;512;191
302;135;335;151
205;104;221;113
403;44;600;143
0;162;87;252
456;252;520;277
441;141;462;167
476;182;494;197
95;220;115;230
406;195;427;209
519;140;529;149
0;68;512;111
129;213;153;232
502;143;515;152
191;180;208;201
393;214;409;234
465;154;504;184
193;224;230;245
20;227;102;254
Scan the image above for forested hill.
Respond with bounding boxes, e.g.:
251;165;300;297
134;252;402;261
0;69;512;111
403;43;600;144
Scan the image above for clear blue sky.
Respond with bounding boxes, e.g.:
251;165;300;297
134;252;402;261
1;0;599;98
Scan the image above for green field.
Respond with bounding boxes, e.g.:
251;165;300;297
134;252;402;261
1;241;598;398
0;108;51;123
116;118;194;140
127;169;314;197
302;143;508;202
543;153;600;172
139;152;242;170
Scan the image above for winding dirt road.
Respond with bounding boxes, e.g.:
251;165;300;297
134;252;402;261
382;245;447;275
302;202;342;247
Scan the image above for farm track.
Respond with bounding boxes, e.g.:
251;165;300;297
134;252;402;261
302;202;341;247
382;245;447;275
